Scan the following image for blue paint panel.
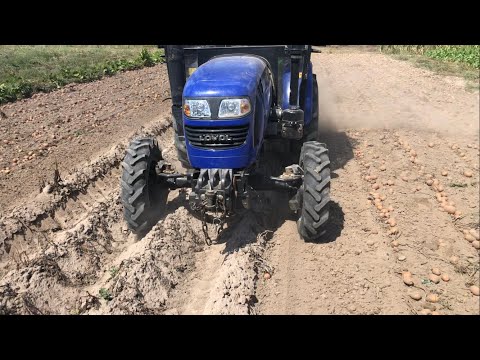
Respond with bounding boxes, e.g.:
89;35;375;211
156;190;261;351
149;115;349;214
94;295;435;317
281;62;314;127
304;63;314;127
281;70;293;110
183;56;270;169
184;56;267;99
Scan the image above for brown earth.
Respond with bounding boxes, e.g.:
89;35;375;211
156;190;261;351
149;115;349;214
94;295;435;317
256;48;480;314
0;47;478;315
0;65;170;215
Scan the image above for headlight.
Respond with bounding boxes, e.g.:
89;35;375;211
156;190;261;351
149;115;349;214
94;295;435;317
184;99;211;118
218;98;251;118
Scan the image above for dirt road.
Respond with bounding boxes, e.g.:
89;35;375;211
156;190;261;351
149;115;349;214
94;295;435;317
1;47;478;315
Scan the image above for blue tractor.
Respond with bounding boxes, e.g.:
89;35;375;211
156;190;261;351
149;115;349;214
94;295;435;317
121;45;331;242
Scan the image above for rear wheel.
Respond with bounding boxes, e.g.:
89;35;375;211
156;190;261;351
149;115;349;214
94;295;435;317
297;141;331;241
121;137;168;234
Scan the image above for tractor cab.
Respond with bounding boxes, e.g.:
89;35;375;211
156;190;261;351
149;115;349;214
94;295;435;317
165;45;317;168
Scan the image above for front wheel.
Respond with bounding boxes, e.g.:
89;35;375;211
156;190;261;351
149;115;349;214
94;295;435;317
297;141;331;241
121;137;168;234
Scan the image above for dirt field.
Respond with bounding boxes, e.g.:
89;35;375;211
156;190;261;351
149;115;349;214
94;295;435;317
1;46;478;315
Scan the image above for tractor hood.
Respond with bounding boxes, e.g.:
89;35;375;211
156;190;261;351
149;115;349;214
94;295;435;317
183;55;267;98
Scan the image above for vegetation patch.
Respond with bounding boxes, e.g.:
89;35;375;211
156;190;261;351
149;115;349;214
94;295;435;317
0;46;163;104
380;45;479;90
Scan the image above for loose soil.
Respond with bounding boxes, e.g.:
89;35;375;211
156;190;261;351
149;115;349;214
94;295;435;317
1;47;478;315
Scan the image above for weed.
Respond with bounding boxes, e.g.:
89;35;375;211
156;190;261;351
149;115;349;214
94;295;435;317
109;266;119;279
450;183;468;188
99;288;113;301
421;278;434;286
74;130;85;137
438;298;453;311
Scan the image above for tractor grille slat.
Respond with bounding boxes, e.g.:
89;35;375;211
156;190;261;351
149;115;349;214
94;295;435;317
185;125;249;149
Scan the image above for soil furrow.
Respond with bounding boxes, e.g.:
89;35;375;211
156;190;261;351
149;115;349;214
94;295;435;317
1;46;478;315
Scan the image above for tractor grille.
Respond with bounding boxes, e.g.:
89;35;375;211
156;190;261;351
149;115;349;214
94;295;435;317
185;125;249;149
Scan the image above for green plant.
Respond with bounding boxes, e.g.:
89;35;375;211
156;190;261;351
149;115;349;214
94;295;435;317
140;48;155;67
0;46;165;105
74;130;85;137
109;266;119;279
426;45;479;68
99;288;113;301
421;278;434;286
380;45;479;69
380;45;479;90
449;183;468;188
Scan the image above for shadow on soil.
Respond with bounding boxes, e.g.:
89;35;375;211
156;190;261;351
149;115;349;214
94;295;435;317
319;130;357;178
141;123;356;248
210;197;345;256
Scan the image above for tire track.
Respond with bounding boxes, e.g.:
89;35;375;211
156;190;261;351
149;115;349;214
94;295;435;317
256;48;479;315
2;47;479;315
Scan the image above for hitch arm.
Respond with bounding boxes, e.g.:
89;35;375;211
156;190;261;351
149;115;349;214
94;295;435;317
247;173;301;193
157;173;192;189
